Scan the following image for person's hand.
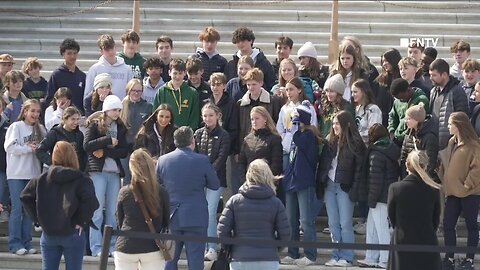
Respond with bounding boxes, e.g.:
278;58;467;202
111;138;118;147
57;99;71;110
29;142;38;152
0;203;3;212
277;87;286;97
93;149;104;158
99;93;109;101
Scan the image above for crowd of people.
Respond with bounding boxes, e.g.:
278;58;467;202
0;25;478;270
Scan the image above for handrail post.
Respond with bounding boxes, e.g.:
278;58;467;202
328;0;339;64
99;225;113;270
132;0;140;33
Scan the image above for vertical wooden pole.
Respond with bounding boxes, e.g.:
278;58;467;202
328;0;339;65
132;0;140;33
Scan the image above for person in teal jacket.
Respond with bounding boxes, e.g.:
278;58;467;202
152;59;199;130
388;78;429;145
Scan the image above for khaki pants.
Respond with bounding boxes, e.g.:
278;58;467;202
114;250;165;270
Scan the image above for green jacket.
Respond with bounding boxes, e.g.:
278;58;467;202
319;99;354;138
153;81;200;130
388;88;429;142
118;52;146;79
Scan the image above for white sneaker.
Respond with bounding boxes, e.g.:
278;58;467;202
376;262;388;269
34;225;43;232
322;227;330;234
15;248;27;255
354;222;366;235
204;248;217;261
294;257;315;266
27;248;37;254
357;259;376;267
325;258;338;266
335;259;352;267
280;256;296;265
0;210;9;223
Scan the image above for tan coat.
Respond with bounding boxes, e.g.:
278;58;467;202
440;137;480;197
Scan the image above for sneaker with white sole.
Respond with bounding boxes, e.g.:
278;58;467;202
280;256;296;265
354;222;366;235
34;224;43;232
325;258;338;266
27;248;37;254
376;261;388;269
322;227;330;234
15;248;27;255
294;257;315;266
335;259;352;267
357;259;376;267
0;210;9;223
204;248;217;261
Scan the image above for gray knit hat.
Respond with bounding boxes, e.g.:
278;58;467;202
94;73;112;90
324;74;346;95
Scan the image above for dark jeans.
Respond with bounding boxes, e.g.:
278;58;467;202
40;229;86;270
443;195;480;260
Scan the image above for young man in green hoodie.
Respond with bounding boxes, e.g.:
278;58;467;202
153;59;199;130
119;30;146;79
388;78;429;146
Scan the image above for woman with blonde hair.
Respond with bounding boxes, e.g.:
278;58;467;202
387;150;441;270
238;106;282;197
441;112;480;270
114;148;170;270
21;141;98;270
120;78;153;185
4;99;46;255
218;159;290;270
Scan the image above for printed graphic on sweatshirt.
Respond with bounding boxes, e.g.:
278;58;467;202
130;65;142;79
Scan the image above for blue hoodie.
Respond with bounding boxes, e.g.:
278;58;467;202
283;128;318;192
46;64;86;114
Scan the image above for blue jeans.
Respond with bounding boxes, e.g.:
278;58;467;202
324;181;355;262
8;179;32;252
0;171;7;204
41;229;86;270
89;172;120;255
227;155;241;195
206;187;223;250
285;186;317;261
230;261;279;270
120;154;131;186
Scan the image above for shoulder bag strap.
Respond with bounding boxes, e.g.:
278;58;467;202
132;188;164;250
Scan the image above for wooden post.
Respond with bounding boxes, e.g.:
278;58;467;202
328;0;339;65
132;0;140;33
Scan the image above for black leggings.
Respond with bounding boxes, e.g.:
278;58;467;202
443;195;480;259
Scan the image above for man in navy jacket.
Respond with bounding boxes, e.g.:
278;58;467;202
157;126;220;270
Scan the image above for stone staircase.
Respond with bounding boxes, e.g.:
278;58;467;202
0;0;479;79
0;0;479;268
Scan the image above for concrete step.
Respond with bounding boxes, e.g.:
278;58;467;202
2;1;479;13
2;17;478;37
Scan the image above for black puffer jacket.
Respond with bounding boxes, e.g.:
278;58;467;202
333;144;366;196
217;183;290;262
83;120;129;177
364;138;400;208
429;76;469;149
238;128;283;179
401;115;439;180
20;166;99;235
36;125;87;171
194;125;230;187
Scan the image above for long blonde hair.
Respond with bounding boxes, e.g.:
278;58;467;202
245;159;281;193
406;150;441;189
249;106;279;135
130;148;161;218
18;99;46;142
121;78;143;129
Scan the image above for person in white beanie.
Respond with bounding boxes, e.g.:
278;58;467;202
84;73;113;116
319;74;354;137
84;93;128;257
297;42;329;95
